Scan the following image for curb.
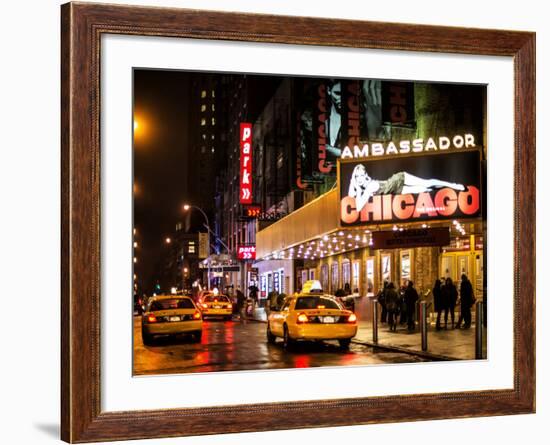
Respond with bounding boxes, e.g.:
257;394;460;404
351;339;456;361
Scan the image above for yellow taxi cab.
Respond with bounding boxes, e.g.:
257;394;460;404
141;295;202;345
267;280;357;349
199;289;233;320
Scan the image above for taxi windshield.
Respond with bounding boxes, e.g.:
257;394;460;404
295;296;341;310
150;298;194;311
204;295;230;303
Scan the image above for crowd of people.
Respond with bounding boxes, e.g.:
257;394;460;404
377;274;476;332
377;280;419;332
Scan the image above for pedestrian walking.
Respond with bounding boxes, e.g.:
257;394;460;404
433;278;444;330
236;288;246;322
456;274;475;329
385;282;399;332
404;280;419;331
442;277;458;329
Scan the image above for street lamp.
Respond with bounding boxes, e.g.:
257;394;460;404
183;204;211;290
165;237;171;244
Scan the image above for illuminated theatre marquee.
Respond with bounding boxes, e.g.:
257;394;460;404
338;150;482;226
340;133;476;159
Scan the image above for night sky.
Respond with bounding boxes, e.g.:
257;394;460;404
133;69;192;292
133;69;282;292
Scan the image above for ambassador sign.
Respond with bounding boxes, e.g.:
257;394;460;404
340;133;476;159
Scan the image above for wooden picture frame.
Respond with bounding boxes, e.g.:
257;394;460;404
61;2;535;442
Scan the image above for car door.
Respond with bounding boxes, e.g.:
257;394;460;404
271;299;292;336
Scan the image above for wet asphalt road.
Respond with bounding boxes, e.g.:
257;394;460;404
133;316;429;375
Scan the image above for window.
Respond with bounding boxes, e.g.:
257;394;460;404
211;90;215;98
321;265;329;292
365;257;375;296
188;245;196;253
201;90;206;98
211;117;216;125
211;104;215;111
201;118;206;126
200;104;206;112
295;296;341;310
150;298;194;311
204;295;229;303
331;263;339;293
352;261;360;291
342;260;351;289
202;134;206;140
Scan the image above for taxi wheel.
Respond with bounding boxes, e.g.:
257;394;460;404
142;330;154;346
283;325;295;350
338;339;352;350
266;324;276;344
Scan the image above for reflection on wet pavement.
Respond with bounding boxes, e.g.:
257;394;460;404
133;317;429;376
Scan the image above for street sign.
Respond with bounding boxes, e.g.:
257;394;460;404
237;244;256;260
370;227;451;249
241;205;262;219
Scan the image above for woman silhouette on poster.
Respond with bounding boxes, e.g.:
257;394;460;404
348;164;465;212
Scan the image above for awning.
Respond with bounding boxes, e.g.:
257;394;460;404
256;189;339;258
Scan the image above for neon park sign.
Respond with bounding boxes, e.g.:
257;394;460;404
239;123;253;204
237;245;256;260
340;133;476;159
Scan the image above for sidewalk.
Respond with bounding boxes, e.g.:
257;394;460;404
354;320;487;361
250;306;486;361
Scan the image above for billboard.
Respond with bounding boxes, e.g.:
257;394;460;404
293;78;413;190
239;123;253;204
338;150;482;226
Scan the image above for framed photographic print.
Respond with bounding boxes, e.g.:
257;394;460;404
61;2;535;442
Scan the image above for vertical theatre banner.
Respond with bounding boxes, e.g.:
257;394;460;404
293;78;412;189
339;150;482;226
240;123;253;204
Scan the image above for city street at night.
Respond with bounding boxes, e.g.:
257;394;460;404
133;317;429;376
132;70;488;374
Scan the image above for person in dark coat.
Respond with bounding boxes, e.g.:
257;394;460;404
442;277;458;329
384;282;399;332
433;278;444;330
456;274;475;329
404;280;419;331
236;288;246;322
378;280;389;323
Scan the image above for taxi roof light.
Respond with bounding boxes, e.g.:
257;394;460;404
301;280;323;293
